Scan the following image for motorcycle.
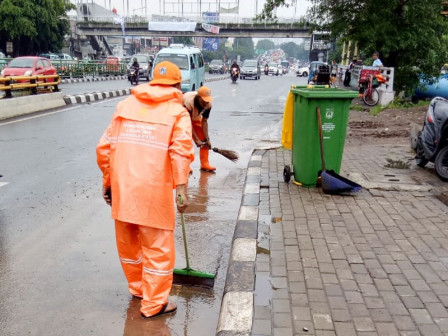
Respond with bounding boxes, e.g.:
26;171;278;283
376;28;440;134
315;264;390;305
411;97;448;181
264;65;269;75
129;67;139;85
231;68;239;83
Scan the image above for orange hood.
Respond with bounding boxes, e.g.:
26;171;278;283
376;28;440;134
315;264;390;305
131;84;183;104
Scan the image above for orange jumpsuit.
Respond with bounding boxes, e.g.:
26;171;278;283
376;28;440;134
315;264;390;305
96;84;194;317
183;91;215;171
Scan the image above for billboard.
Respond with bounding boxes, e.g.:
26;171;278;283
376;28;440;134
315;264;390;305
202;37;219;51
202;12;219;23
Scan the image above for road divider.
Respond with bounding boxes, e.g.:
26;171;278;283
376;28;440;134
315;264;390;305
0;92;66;121
61;75;127;84
0;74;229;121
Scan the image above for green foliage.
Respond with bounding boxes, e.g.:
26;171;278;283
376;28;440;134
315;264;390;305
231;38;254;60
172;37;194;46
0;0;75;56
256;39;276;52
280;41;299;59
259;0;448;95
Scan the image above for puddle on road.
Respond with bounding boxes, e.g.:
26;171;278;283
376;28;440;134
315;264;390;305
123;286;216;336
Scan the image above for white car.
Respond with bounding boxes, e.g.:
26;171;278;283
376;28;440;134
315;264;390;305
296;66;309;77
268;62;279;76
277;64;284;76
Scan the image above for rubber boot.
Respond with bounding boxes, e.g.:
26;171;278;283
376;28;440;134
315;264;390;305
200;147;216;172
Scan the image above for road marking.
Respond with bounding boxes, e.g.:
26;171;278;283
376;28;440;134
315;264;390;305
0;96;123;127
0;182;9;188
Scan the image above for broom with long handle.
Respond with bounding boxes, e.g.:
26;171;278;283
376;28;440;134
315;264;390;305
173;195;215;288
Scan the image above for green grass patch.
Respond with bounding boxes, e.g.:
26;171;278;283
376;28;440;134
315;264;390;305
369;105;383;116
386;98;429;109
350;104;364;111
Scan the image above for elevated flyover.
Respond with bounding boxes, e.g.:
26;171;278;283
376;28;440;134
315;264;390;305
74;16;311;38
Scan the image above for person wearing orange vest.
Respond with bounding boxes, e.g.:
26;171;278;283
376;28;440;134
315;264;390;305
183;86;216;172
96;61;194;318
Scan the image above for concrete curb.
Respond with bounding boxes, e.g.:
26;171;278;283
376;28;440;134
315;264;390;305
60;75;127;84
63;89;131;105
0;92;66;121
216;150;266;336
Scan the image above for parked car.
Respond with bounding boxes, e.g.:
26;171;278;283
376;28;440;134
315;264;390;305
0;56;57;77
240;59;261;80
209;59;227;74
58;53;74;61
0;51;7;70
127;54;153;81
296;66;309;77
268;62;279;76
39;53;60;61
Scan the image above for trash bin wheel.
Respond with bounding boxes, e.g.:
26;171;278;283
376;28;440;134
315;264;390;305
283;165;291;183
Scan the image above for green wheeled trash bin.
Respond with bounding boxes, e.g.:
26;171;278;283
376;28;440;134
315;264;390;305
283;86;358;187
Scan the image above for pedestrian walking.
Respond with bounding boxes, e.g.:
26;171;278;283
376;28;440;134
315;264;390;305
183;86;216;172
96;61;194;318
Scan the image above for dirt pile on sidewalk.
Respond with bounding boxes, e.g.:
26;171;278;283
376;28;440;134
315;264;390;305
346;101;427;145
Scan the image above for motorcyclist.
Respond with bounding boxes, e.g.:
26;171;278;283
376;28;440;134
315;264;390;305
264;63;269;74
131;57;140;78
230;61;240;73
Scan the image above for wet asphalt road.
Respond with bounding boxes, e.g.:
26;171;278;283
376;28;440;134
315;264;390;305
0;73;307;336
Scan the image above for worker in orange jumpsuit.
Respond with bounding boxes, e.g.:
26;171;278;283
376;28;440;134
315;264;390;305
96;61;194;318
183;86;216;171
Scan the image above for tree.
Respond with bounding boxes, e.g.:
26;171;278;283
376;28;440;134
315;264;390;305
280;41;300;60
231;38;254;61
172;36;194;46
0;0;75;56
256;39;276;53
258;0;448;94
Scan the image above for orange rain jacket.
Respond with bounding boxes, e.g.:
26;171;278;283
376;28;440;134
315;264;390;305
96;85;194;230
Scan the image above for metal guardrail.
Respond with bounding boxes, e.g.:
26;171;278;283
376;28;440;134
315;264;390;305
0;74;61;98
69;14;306;25
52;61;128;78
1;59;128;78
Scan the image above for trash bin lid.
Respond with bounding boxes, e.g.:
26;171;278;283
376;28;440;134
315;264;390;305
291;87;359;99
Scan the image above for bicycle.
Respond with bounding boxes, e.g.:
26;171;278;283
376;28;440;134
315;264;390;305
362;74;387;106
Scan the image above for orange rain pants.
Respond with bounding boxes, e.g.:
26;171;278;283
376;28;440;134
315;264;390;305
115;220;175;317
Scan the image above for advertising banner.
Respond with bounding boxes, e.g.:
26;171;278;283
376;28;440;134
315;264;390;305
202;23;220;34
202;37;219;51
202;12;219;23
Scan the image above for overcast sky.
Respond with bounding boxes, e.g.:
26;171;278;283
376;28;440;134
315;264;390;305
70;0;310;19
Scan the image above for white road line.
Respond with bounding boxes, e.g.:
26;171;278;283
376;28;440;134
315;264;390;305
0;96;124;127
0;182;9;188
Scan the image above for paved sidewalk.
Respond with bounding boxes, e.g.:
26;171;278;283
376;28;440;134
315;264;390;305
218;143;448;336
